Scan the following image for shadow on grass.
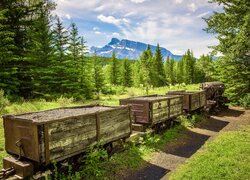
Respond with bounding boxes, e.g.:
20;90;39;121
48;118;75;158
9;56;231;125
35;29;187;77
124;162;170;180
216;108;244;118
197;117;229;132
164;129;210;158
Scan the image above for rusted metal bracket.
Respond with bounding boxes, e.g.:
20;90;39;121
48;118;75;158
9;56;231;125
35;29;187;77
0;167;15;179
15;139;24;160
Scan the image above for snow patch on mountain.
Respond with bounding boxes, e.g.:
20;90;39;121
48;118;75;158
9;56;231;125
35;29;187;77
89;38;182;60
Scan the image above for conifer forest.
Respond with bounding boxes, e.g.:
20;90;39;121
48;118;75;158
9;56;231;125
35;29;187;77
0;0;249;105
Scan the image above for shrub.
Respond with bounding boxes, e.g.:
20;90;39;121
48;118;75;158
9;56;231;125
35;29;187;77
0;89;10;114
56;96;74;107
79;146;108;178
239;93;250;109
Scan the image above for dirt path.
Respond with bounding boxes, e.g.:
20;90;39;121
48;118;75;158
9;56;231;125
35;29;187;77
123;107;250;180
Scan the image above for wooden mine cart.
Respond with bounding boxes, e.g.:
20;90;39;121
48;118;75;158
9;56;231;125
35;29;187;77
120;95;183;131
167;90;206;112
2;104;131;170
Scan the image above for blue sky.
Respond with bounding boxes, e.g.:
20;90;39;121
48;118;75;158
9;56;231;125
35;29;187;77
54;0;222;57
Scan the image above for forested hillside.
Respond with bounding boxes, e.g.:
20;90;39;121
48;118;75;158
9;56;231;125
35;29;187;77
0;0;249;105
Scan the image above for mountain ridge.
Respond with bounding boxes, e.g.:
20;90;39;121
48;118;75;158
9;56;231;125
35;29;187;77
89;38;182;61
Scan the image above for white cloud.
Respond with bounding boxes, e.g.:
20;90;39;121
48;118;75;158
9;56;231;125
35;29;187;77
196;11;211;18
174;0;183;4
93;27;99;31
188;3;198;12
54;0;222;57
94;31;101;35
172;49;183;55
65;14;71;19
97;14;130;26
130;0;147;3
112;32;120;37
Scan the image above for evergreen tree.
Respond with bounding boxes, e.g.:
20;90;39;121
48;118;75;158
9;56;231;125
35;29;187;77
196;54;214;82
0;9;18;96
78;37;93;99
138;48;152;89
93;52;105;93
183;49;195;84
176;60;184;83
204;0;250;102
152;44;166;87
109;51;120;85
164;57;175;85
51;17;69;95
68;22;82;94
27;1;55;98
121;58;133;87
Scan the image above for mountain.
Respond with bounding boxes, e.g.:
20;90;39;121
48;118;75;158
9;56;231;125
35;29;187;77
89;38;182;61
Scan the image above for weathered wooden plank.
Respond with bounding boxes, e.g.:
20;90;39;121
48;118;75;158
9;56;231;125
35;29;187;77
49;125;97;142
152;101;169;110
100;125;131;143
49;137;97;160
49;130;96;150
100;120;130;135
48;115;96;134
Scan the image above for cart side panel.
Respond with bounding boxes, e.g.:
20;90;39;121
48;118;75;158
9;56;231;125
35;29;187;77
99;107;131;143
152;100;169;123
120;100;150;124
190;93;200;111
48;115;97;161
200;91;206;107
169;96;183;117
3;117;40;162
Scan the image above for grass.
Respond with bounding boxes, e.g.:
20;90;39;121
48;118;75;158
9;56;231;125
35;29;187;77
61;125;186;179
169;126;250;180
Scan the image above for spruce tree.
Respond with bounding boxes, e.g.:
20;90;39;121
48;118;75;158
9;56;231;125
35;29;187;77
27;1;55;98
109;51;120;85
204;0;250;102
121;58;133;87
164;57;175;85
93;52;105;93
51;17;69;95
152;44;166;87
183;49;195;84
68;22;82;94
0;9;18;96
78;37;93;99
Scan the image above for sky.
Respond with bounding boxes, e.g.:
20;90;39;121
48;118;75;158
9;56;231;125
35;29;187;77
54;0;223;57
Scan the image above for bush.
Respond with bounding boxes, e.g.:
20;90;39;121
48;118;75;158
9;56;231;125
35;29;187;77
79;146;108;178
0;89;10;114
56;96;74;107
239;93;250;109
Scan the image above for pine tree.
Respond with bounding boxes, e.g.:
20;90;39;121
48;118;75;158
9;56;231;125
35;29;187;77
93;52;105;93
138;48;152;88
0;9;18;96
196;54;214;82
121;58;133;87
183;49;195;84
164;57;175;85
67;22;82;94
51;17;69;95
27;1;55;98
78;37;93;99
109;51;120;85
204;0;250;102
176;60;184;83
152;44;166;87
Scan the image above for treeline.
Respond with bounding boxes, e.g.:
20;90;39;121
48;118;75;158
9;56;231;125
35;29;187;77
0;0;214;100
0;0;108;100
1;0;248;104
